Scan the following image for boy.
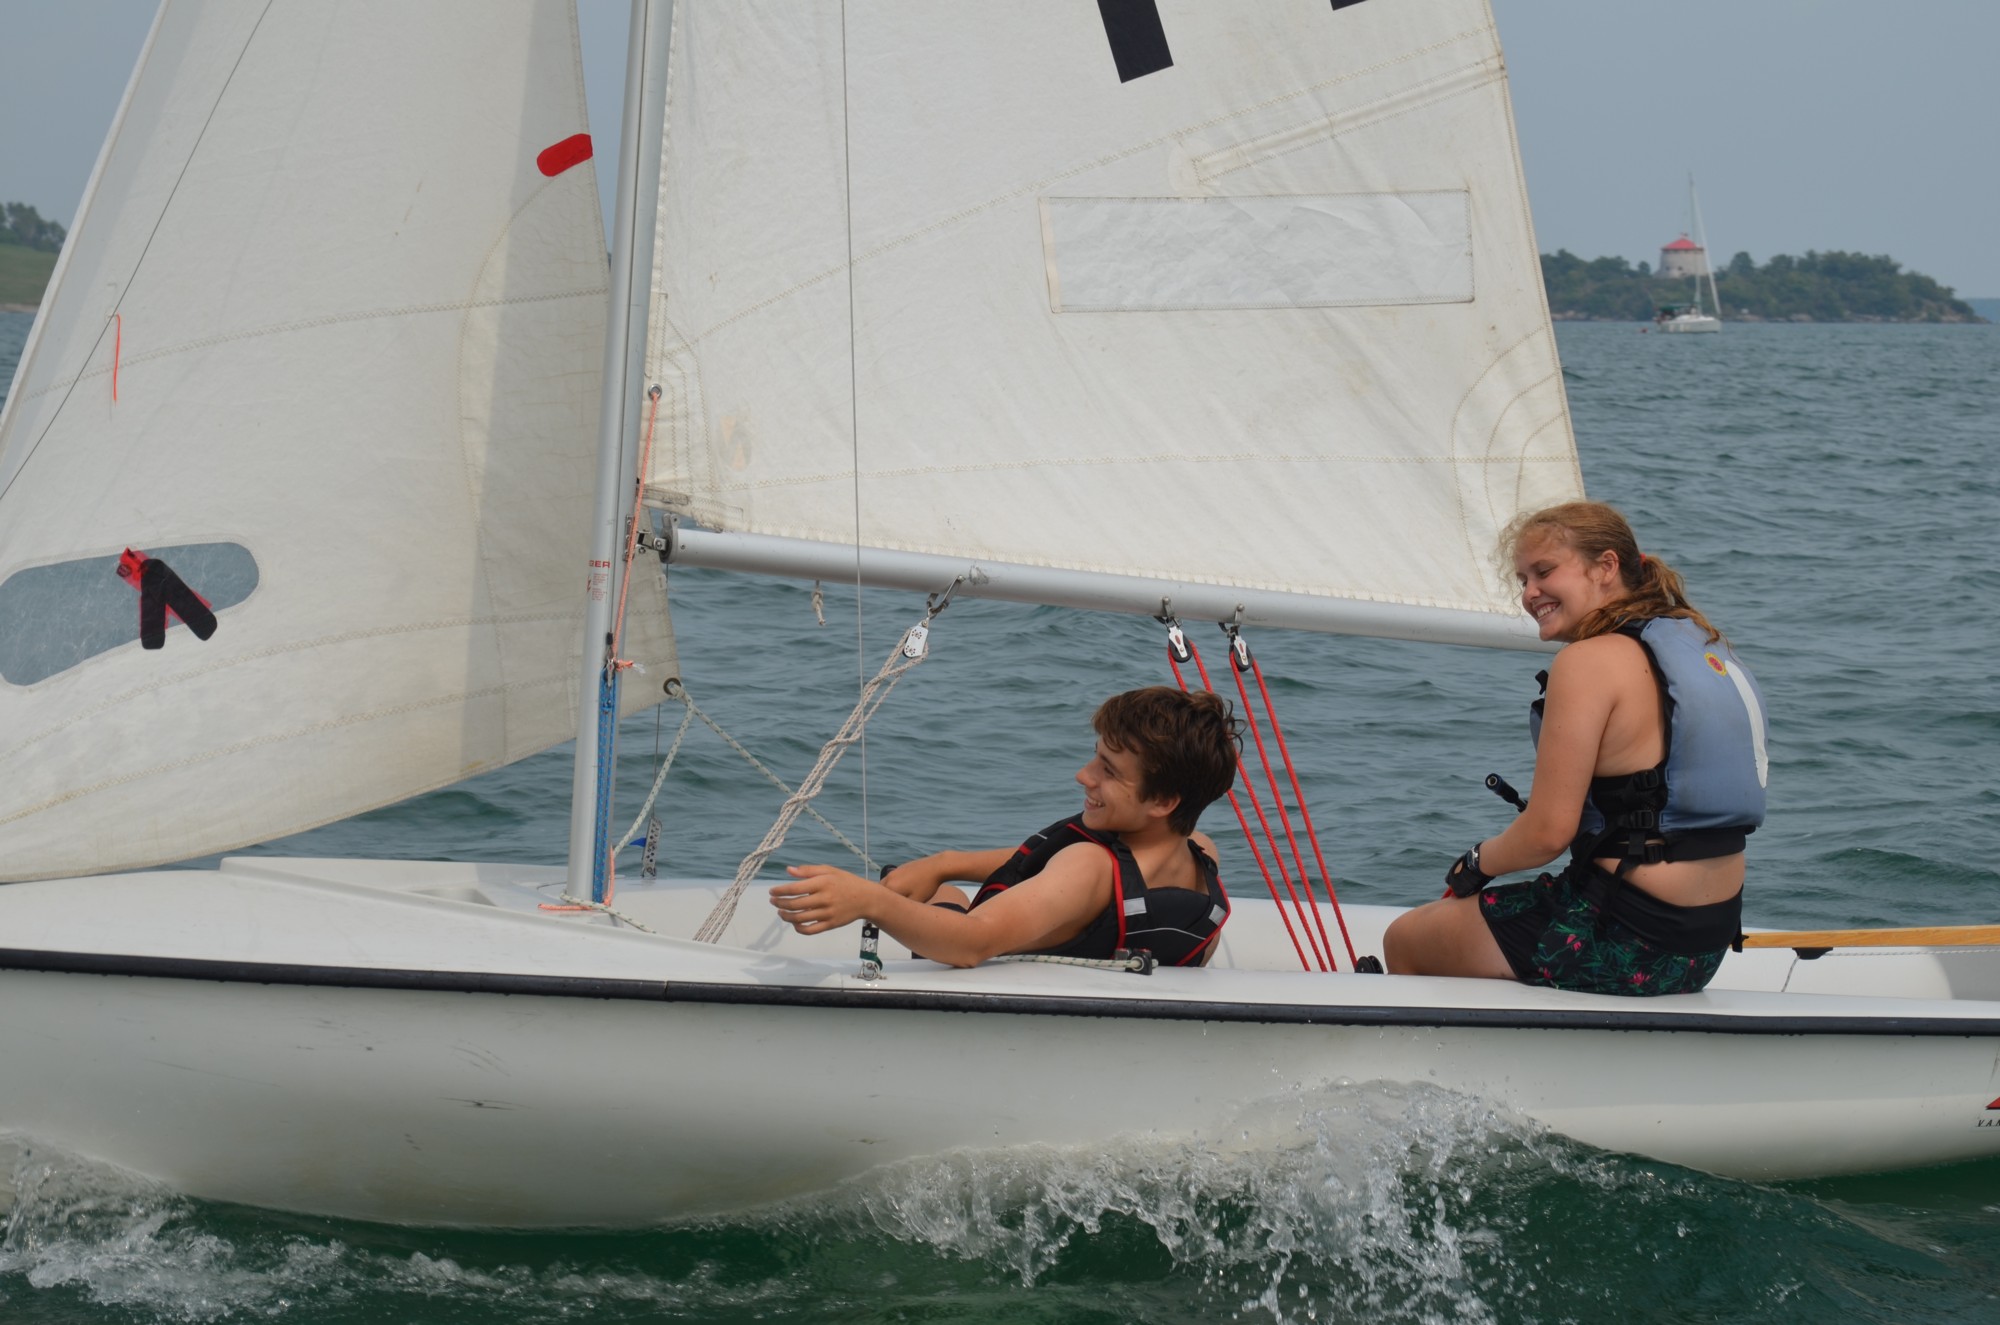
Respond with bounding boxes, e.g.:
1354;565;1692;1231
768;687;1240;968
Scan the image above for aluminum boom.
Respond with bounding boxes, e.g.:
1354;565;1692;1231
668;526;1553;653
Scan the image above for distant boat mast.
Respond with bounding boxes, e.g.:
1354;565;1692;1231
1689;173;1723;322
1654;175;1722;333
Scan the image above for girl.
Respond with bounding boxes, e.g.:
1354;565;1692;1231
1383;502;1768;995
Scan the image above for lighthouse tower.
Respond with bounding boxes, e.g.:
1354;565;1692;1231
1659;233;1706;279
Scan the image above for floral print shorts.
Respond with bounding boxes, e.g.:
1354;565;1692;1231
1479;863;1729;997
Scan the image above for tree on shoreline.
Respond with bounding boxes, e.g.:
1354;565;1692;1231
1541;248;1980;323
1;202;67;254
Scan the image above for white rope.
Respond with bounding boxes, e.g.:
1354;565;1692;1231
544;893;656;934
683;694;878;871
990;952;1156;974
614;692;696;851
694;616;934;944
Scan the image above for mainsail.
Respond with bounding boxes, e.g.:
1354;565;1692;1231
643;0;1580;643
0;0;675;882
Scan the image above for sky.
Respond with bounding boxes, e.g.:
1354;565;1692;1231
3;1;1996;296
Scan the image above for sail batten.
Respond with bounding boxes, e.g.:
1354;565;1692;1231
643;0;1581;626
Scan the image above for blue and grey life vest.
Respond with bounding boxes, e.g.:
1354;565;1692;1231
1530;616;1769;867
972;815;1231;966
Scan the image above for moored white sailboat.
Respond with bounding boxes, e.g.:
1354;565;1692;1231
1655;174;1723;332
1;0;1997;1229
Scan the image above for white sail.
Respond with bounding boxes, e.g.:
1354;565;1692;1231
0;0;675;882
643;0;1579;636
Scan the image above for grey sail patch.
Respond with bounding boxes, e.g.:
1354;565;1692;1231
1040;192;1473;313
0;543;259;686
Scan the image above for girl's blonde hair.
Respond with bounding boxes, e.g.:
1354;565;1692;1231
1502;501;1720;643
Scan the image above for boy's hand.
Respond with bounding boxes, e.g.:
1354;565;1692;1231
769;864;878;934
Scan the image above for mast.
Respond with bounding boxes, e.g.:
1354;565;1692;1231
1691;175;1723;321
567;0;674;900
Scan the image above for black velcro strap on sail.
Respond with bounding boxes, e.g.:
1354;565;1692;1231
137;556;219;648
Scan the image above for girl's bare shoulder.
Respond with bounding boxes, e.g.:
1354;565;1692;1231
1553;630;1648;673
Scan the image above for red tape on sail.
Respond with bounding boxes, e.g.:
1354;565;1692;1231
536;133;593;177
117;548;218;649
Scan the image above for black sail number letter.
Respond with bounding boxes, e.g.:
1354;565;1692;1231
1096;0;1172;83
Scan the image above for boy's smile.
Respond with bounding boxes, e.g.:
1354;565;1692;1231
1076;740;1154;832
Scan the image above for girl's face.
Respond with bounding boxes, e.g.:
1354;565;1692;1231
1514;534;1624;642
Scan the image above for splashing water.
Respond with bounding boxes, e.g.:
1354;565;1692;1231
10;1079;1998;1324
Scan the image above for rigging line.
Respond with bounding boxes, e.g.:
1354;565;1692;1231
613;692;696;851
681;696;878;869
609;385;664;665
838;0;884;980
838;0;870;872
1248;652;1360;968
1163;635;1316;973
598;384;666;909
693;617;934;945
1219;629;1339;969
1167;652;1310;972
1187;639;1329;971
0;0;279;513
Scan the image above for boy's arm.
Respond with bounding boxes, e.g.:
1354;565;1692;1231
770;844;1110;968
880;847;1017;901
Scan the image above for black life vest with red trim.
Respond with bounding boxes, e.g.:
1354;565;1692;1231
971;815;1231;967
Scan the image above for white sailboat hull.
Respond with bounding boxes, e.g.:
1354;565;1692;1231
3;859;1998;1227
1658;313;1722;334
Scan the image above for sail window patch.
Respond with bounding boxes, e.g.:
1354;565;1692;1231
1040;191;1473;312
0;542;258;686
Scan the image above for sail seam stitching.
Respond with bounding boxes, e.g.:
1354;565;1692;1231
4;288;609;409
1193;57;1503;182
450;159;594;759
666;26;1493;349
702;451;1572;495
0;611;577;766
0;0;282;513
0;672;576;831
1446;329;1561;574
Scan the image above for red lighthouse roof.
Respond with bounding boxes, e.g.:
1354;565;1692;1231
1662;234;1701;251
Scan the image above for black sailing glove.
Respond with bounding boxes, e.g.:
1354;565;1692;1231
1443;845;1492;898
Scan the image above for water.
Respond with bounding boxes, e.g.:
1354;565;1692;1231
4;312;2000;1321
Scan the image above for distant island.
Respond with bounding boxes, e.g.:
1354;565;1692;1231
3;193;1987;327
1543;248;1984;323
0;201;65;312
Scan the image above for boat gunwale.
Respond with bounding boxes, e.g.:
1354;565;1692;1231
4;946;1998;1037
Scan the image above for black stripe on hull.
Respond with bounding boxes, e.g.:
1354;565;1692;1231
3;947;1997;1037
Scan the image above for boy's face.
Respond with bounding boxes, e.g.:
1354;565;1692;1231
1076;739;1175;833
